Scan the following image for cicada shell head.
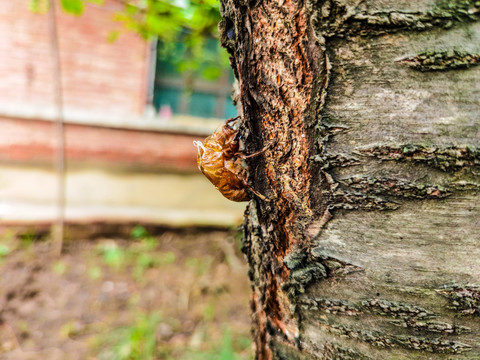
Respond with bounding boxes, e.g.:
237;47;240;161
193;140;206;171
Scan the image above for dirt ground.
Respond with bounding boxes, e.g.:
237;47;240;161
0;226;253;359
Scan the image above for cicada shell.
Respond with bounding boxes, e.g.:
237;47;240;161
193;117;250;202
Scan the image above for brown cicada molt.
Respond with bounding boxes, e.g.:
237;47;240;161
193;117;251;202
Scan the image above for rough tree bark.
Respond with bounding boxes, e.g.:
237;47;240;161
218;0;480;359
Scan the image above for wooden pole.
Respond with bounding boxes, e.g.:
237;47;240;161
48;0;65;256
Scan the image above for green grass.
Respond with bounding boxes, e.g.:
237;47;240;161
179;327;252;360
96;226;176;278
0;244;11;258
97;315;251;360
97;312;161;360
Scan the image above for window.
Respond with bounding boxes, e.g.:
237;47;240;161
153;38;237;121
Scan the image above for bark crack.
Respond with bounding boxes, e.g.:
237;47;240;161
397;49;480;72
356;144;480;173
311;0;480;38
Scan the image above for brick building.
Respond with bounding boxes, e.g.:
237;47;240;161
0;1;244;227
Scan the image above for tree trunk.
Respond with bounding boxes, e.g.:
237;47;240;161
218;0;480;358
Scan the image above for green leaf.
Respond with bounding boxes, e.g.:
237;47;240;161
130;225;148;239
29;0;49;14
202;66;222;80
107;30;120;43
98;242;125;268
0;244;11;258
61;0;84;15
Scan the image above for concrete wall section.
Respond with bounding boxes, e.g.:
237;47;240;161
0;164;245;227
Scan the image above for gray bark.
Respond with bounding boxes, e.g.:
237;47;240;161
219;0;480;358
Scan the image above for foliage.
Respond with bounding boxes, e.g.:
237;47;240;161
112;0;228;77
29;0;104;15
30;0;229;77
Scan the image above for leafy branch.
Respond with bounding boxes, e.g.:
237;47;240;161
30;0;229;78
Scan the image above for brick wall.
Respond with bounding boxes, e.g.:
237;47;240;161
0;2;238;226
0;116;203;172
0;1;214;173
0;1;149;119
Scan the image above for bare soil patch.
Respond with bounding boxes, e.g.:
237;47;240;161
0;227;252;359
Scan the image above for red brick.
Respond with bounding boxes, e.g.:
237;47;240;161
0;117;203;171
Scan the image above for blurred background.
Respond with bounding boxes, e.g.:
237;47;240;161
0;1;252;359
